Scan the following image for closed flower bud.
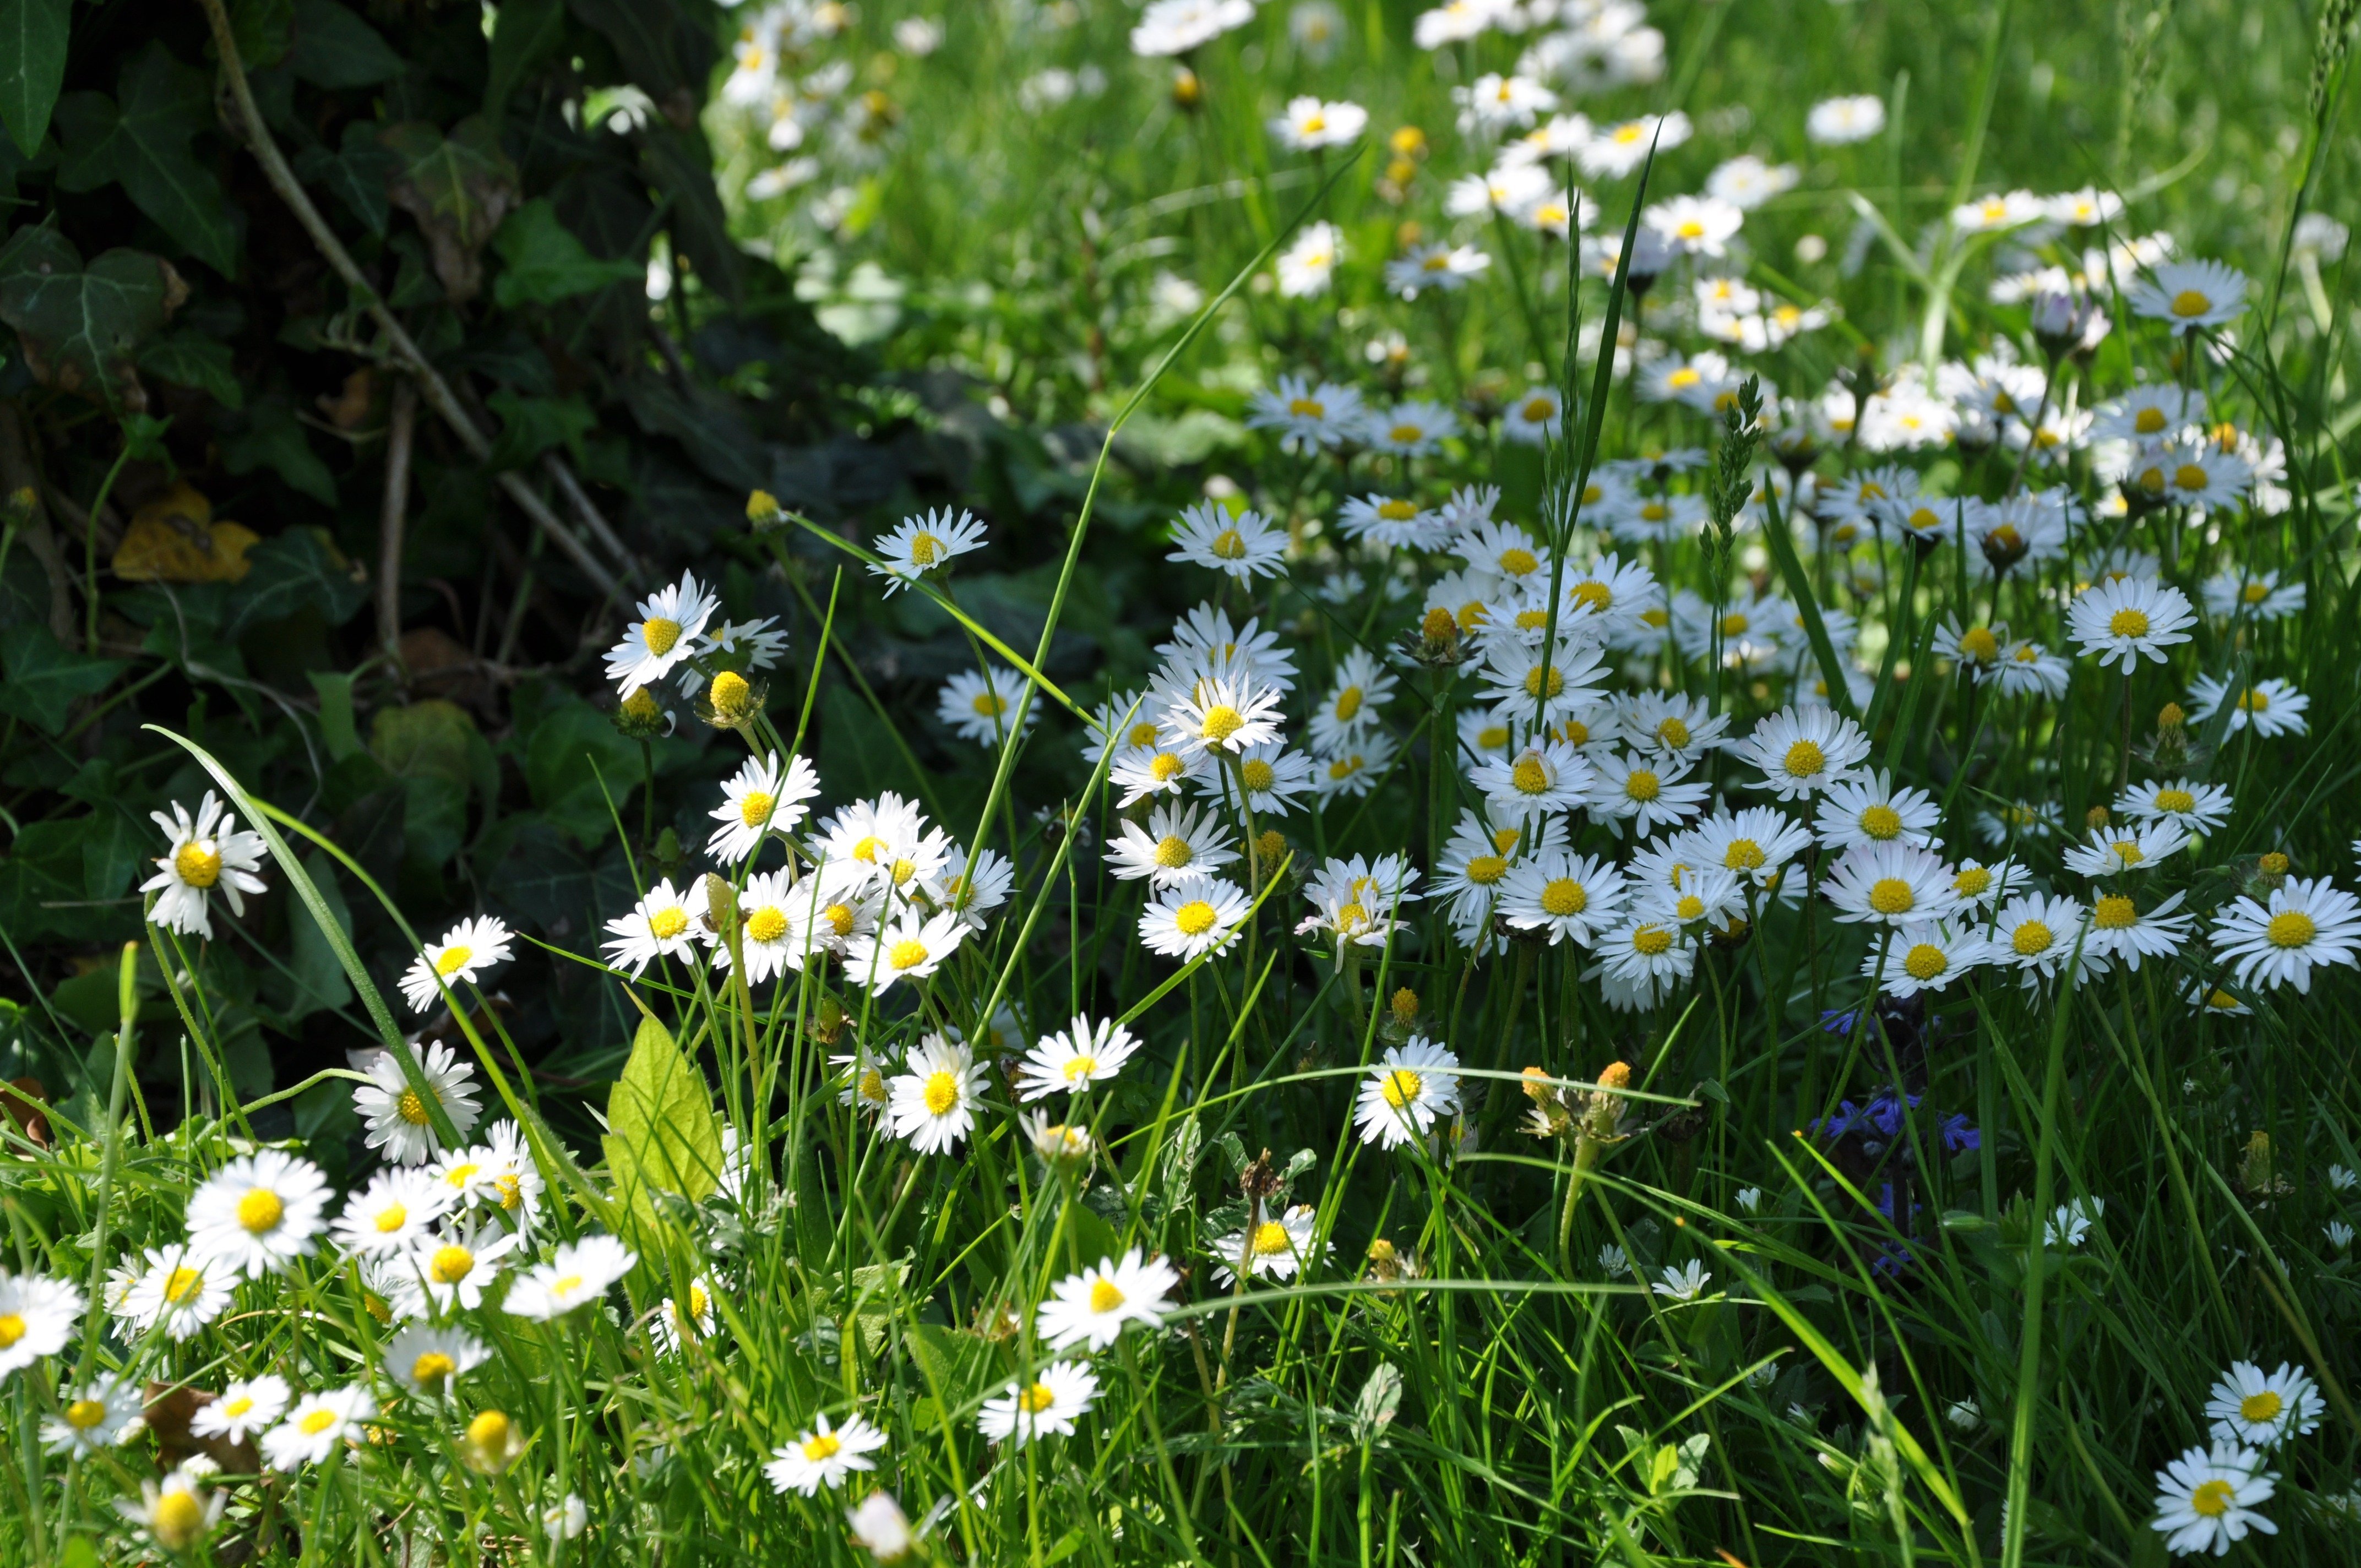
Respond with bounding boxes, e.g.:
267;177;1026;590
745;489;784;530
613;688;666;739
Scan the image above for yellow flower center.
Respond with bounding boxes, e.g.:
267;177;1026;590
1524;397;1555;421
2132;406;2167;434
2093;895;2137;929
2112;840;2143;864
857;1068;886;1104
1089;1277;1125;1313
1511;756;1551;795
1720;612;1750;637
2011;921;2054;956
888;938;930;970
0;1315;23;1349
824;903;856;938
1154;835;1194;869
222;1396;252;1417
2240;1391;2284;1423
1377;499;1418;521
1624;770;1661;802
1539;879;1587;917
737;790;776;829
2155;788;2195;814
173;842;224;888
412;1352;457;1386
921;1070;961;1116
395;1088;432;1126
1867;879;1915;916
747;907;788;943
151;1489;206;1547
442;1161;480;1190
1200;705;1245;744
1515;609;1550;633
1490;828;1521;856
1240;759;1275;792
971;691;1007;717
1667;367;1701;390
1525;664;1565;699
1212;528;1247;559
1465;854;1508;886
373;1202;409;1234
2106;608;2154;644
649;907;689;940
1332;687;1364;722
1251;1220;1293;1256
237;1189;284;1233
710;672;754;720
2189;1479;2234;1517
164;1266;203;1304
1631;924;1674;956
1018;1382;1058;1414
466;1410;510;1450
803;1430;842;1461
1380;1069;1423;1109
2169;289;2213;319
640;617;682;657
1389;423;1422;444
1499;547;1538;576
1860;805;1903;840
66;1399;106;1430
1062;1055;1099;1082
1174;900;1218;937
2242;580;2270;604
1954;867;1991;897
1959;627;1999;662
2267;911;2317;948
1288;398;1325;418
909;532;942;566
1326;756;1361;781
1783;740;1826;778
2170;464;2208;492
1641;502;1669;522
2237;687;2269;712
1895;942;1946;981
1724;839;1765;871
299;1407;339;1436
429;1245;476;1285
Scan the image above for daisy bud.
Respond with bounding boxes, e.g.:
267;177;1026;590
2;485;33;526
2085;805;2110;831
1171;66;1203;110
809;995;846;1044
1367;1238;1403;1283
1520;1065;1554;1102
1596;1061;1631;1091
702;874;737;940
2258;851;2291;876
1421;605;1459;647
613;688;666;739
701;669;763;728
1385;156;1418;187
745;489;784;530
1254;828;1287;866
463;1408;523;1474
2158;701;2186;729
1389;988;1419;1028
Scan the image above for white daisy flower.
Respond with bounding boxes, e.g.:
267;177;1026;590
140;792;269;939
2067;578;2195;671
1305;648;1396;753
1707;154;1800;208
1501;387;1564;445
1016;1015;1139;1102
1140;874;1253;960
504;1234;637;1321
1269;94;1367;150
2130;259;2248;331
1579;112;1690;178
543;1491;589;1541
1732;706;1872;799
766;1410;890;1494
0;1271;84;1379
706;752;821;864
2116;777;2233;834
1645;195;1744;259
1500;851;1628;947
715;867;801;984
885;1034;987;1154
2083;888;2194;970
400;1218;521;1314
1993;893;2106;986
1805;94;1885;145
1588;749;1709;835
678;616;787;699
1651;1260;1712;1300
605;572;718;699
352;1039;484;1166
262;1385;376;1472
652;1278;718;1354
1384;242;1492;300
383;1323;488;1397
869;508;987;593
399;916;515;1015
1036;1249;1179;1351
1472;739;1596;822
1111;744;1207;808
1246;375;1369;455
1813;769;1943;852
1131;0;1254;56
846;1491;915;1560
1211;1203;1323;1286
1354;1036;1461;1150
815;792;953;896
43;1373;142;1457
1159;674;1283;760
1108;801;1238;888
2201;568;2305;622
191;1374;289;1445
843;909;968;995
1298;852;1421;949
600;877;710;977
937;666;1037;747
116;1466;225;1552
2210;876;2361;993
2205;1362;2324;1449
331;1167;451;1258
978;1362;1098;1446
1208;742;1315;818
1865;922;1992;998
2061;820;2191;877
1337;492;1438;549
1689;805;1814;895
1821;842;1960;928
1167;501;1287;580
2186;674;2309;739
2150;1440;2276;1556
932;845;1014;933
1598;916;1697;990
117;1244;232;1342
186;1149;330;1280
1275;221;1345;298
1479;639;1608;725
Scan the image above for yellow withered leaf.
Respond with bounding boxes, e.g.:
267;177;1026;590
112;482;259;583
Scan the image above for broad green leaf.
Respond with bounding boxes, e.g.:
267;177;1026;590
138;331;243;409
518;686;639;845
605;1014;722;1204
485;0;567;115
369;699;477;872
222;529;367;638
0;819;97;943
286;0;402;88
485;386;595;470
381;116;520;303
0;0;68;157
219;398;338;506
489;198;639;308
228;0;294;69
0;226;184;415
0;624;126;733
53;46;243;279
291;121;395;237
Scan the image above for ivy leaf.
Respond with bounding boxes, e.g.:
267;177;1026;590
138;330;244;409
291;121;395;237
368;699;478;873
489;198;639;308
53;44;243;279
0;624;125;734
0;226;186;415
0;0;70;157
381;116;520;303
485;386;594;470
222;529;367;639
219;396;336;505
484;0;566;115
227;0;294;69
286;0;402;88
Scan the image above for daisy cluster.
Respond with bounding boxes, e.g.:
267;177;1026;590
2150;1361;2328;1556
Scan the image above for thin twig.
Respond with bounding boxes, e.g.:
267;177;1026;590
190;0;631;601
376;378;418;659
